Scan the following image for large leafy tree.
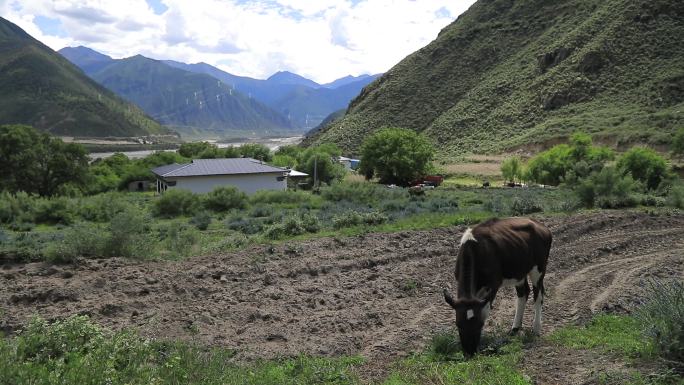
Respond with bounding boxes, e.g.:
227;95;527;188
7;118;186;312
616;147;670;190
0;125;89;196
359;127;434;186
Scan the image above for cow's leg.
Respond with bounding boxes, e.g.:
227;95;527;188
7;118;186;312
529;266;545;335
510;278;529;334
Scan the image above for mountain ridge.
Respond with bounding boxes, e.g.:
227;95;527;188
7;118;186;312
0;17;165;137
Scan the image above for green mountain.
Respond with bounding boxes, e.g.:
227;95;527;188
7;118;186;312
0;17;165;137
72;54;293;135
307;0;684;156
59;46;114;74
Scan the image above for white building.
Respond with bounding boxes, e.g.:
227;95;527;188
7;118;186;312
152;158;289;195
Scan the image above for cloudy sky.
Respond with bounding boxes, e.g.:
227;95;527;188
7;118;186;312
1;0;476;83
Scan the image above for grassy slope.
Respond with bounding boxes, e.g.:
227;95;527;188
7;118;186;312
308;0;684;156
89;56;293;133
0;18;165;137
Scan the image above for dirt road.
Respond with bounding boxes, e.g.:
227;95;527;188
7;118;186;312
1;210;683;383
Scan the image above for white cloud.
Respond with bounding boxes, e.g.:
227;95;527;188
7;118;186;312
1;0;477;83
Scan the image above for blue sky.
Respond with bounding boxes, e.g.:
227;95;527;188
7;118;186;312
1;0;476;82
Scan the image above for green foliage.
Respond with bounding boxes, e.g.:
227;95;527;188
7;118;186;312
332;211;388;229
250;190;317;206
204;186;248;212
359;127;434;186
616;147;671;191
636;281;684;369
667;183;684;209
501;157;523;183
264;213;320;240
157;222;200;259
0;125;90;196
299;145;346;186
575;167;639;208
190;211;212;230
672;127;684;157
322;182;405;204
0;315;363;385
239;143;273;162
510;194;543;215
178;141;217;158
153;189;201;217
526;134;614;186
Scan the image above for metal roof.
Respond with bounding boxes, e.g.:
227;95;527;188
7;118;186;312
151;158;287;178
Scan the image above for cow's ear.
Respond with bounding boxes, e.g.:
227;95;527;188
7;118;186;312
443;289;462;309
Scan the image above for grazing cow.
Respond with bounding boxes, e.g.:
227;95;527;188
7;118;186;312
443;217;552;355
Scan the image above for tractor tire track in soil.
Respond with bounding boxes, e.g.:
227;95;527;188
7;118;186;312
1;210;683;384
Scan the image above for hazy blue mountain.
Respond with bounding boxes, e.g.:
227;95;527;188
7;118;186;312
0;18;165;137
322;74;381;89
58;46;114;75
267;70;320;88
163;60;379;128
79;55;293;134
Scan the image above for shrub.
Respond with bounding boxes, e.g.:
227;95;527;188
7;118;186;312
190;211;212;230
671;127;684;158
239;143;272;162
47;222;108;262
322;182;404;204
226;216;265;235
667;184;684;209
332;210;388;229
249;205;274;218
153;189;201;217
617;147;670;191
636;280;684;370
510;195;543;215
77;192;137;222
575;167;639;208
204;186;248;212
104;210;150;258
300;212;321;233
33;196;76;225
250;190;314;205
501;157;523;184
263;213;320;239
157;222;200;259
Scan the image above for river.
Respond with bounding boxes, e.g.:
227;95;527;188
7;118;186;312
88;136;303;160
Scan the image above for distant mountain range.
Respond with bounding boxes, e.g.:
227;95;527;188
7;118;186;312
61;46;381;133
0;17;165;137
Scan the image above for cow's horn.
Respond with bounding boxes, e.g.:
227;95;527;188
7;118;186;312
443;289;460;309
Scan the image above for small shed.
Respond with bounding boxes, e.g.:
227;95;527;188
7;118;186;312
152;158;288;195
338;156;360;170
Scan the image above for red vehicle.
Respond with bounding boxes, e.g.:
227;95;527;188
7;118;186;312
411;175;444;187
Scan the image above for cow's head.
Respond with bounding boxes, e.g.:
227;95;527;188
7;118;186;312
443;286;491;356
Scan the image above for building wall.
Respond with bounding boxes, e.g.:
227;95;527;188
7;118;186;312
165;173;286;194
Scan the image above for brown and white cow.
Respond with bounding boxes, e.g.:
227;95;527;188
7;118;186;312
443;217;552;355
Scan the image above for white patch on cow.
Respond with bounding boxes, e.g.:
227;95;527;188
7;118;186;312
511;295;526;330
480;301;491;321
528;266;542;286
533;294;543;334
466;309;474;319
460;228;477;245
501;278;524;287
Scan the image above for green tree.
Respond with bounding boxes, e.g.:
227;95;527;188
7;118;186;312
501;157;523;183
239;143;272;162
526;133;613;186
0;125;89;196
299;148;345;186
616;147;670;190
178;141;217;158
359;128;434;186
204;186;248;212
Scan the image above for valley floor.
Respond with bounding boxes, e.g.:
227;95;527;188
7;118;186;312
1;210;683;384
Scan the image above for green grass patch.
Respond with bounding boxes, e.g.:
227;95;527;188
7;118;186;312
549;314;654;357
383;338;530;385
0;316;363;385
